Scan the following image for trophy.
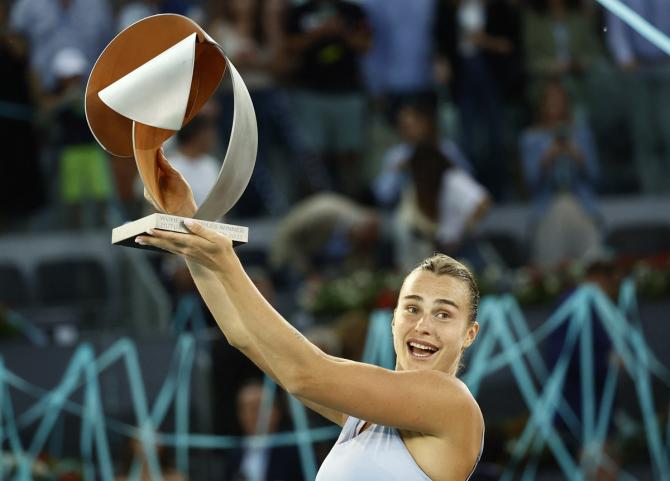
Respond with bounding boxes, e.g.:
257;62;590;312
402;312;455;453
85;14;257;251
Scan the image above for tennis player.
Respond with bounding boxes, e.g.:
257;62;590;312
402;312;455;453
136;156;484;481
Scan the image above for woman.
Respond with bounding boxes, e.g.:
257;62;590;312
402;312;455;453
520;80;599;217
376;141;490;272
520;80;601;268
135;156;484;481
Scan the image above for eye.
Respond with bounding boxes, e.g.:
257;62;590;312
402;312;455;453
405;305;419;314
434;311;450;320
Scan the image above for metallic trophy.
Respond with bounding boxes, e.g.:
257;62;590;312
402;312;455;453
85;14;257;251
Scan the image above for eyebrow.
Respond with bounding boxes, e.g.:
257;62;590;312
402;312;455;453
402;295;460;310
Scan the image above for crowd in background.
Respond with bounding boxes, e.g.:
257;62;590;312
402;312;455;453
3;0;669;269
1;0;670;479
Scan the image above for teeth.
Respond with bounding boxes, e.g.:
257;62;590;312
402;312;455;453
408;341;437;352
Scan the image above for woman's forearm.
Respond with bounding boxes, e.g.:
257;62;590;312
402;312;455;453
186;259;250;349
187;260;297;388
187;258;345;424
187;257;317;392
137;224;325;395
212;255;325;394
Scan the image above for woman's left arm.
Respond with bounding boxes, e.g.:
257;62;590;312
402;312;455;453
138;224;480;438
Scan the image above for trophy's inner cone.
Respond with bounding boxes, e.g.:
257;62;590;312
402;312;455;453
133;40;226;213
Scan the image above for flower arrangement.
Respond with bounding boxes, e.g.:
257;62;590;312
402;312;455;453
301;252;670;317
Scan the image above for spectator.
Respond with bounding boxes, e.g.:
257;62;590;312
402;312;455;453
286;0;372;197
361;0;436;122
209;0;306;216
523;0;602;108
269;193;380;281
43;47;113;229
605;0;670;193
9;0;113;90
0;1;44;230
373;99;472;208
434;0;524;200
390;144;490;271
224;379;304;481
520;80;601;268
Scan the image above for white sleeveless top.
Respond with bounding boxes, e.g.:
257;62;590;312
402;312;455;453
316;416;483;481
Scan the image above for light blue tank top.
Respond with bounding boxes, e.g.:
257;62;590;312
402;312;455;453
316;416;483;481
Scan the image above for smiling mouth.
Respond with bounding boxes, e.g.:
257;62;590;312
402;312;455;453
407;341;439;359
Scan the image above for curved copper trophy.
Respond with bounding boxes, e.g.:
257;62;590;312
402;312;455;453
85;14;257;249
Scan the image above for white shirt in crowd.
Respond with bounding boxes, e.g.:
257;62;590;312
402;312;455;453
168;151;221;207
436;169;488;244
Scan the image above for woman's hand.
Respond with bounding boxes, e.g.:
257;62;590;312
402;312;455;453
135;221;235;272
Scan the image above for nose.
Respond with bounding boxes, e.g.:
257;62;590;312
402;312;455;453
414;313;432;334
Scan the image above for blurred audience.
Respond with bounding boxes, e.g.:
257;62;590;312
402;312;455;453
380;99;472;186
209;0;304;216
224;379;304;481
9;0;113;90
286;0;371;197
435;0;524;200
523;0;602;108
116;0;160;32
605;0;670;194
361;0;437;122
373;98;472;208
43;47;113;228
386;143;490;271
520;80;601;268
117;0;198;31
270;193;380;281
0;1;44;229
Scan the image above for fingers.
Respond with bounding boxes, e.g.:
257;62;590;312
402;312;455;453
135;228;200;255
135;233;185;255
182;219;222;243
146;227;209;248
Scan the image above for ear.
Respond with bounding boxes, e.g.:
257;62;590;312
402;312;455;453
462;321;479;349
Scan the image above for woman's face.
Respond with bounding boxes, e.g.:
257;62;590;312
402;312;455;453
392;270;479;375
397;107;434;143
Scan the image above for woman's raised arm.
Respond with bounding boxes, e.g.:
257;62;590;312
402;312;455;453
136;223;482;440
185;259;346;426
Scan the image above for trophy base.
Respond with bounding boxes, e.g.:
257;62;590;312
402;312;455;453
112;213;248;252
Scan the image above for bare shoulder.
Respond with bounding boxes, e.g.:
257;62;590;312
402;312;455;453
429;371;484;439
402;375;483;481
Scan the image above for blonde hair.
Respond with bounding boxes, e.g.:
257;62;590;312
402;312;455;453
414;253;479;325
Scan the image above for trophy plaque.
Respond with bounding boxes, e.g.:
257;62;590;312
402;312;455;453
85;14;257;251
